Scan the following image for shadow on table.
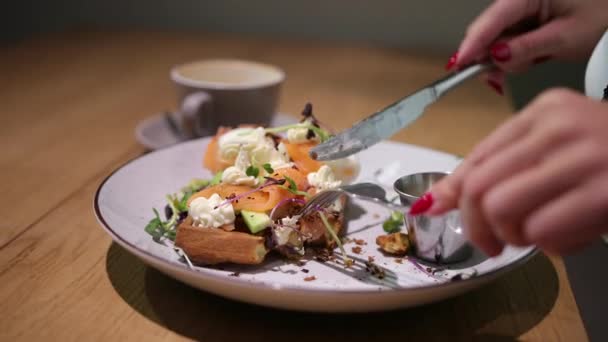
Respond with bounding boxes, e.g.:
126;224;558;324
106;242;559;342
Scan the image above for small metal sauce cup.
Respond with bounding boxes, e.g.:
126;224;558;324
393;172;473;264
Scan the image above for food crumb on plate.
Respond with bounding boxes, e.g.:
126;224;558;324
394;258;403;264
365;260;386;279
353;239;367;246
373;213;381;219
301;268;310;273
351;246;362;254
368;256;375;263
229;272;240;277
304;276;317;281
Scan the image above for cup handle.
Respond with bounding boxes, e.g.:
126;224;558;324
179;91;214;138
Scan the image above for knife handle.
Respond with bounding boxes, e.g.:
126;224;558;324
432;63;495;98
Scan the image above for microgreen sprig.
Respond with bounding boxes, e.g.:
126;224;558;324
279;176;310;197
319;211;351;266
262;163;274;174
246;165;259;178
145;178;209;242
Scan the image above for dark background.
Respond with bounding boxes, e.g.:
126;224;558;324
3;1;587;103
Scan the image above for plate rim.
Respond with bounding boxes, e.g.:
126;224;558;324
94;137;537;295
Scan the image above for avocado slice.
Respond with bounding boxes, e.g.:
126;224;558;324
241;210;272;234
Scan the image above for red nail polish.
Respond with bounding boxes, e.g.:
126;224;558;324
486;79;504;95
445;51;459;70
533;55;552;65
490;42;511;62
409;193;434;215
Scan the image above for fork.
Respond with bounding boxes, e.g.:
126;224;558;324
298;182;408;217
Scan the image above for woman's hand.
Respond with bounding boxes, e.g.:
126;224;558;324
446;0;608;93
420;89;608;256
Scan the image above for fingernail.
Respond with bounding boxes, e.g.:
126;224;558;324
490;42;511;62
486;79;504;95
409;192;434;216
445;51;459;71
533;55;552;65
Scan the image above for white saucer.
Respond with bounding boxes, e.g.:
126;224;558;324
135;113;298;151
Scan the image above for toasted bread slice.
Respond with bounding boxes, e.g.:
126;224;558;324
175;217;268;265
299;196;347;247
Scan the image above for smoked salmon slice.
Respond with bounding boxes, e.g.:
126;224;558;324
203;127;232;173
282;141;322;175
188;167;309;212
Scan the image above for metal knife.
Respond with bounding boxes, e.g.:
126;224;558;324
310;63;494;161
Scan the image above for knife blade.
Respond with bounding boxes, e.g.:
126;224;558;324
310;63;492;161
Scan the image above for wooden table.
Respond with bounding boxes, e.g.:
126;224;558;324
0;31;587;341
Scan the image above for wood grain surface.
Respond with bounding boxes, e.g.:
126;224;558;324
0;30;587;341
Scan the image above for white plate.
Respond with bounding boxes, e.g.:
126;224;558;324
135;112;297;150
94;138;535;312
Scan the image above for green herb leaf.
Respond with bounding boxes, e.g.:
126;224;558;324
166;230;177;241
262;163;274;174
246;166;260;178
279;185;310;197
382;211;405;233
391;211;404;222
284;176;297;192
177;190;193;213
279;176;311;197
144;217;163;237
145;208;166;240
382;220;401;233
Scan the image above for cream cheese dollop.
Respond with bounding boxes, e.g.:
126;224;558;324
280;215;301;228
217;127;267;163
250;138;293;171
221;149;258;186
218;127;292;173
307;165;342;191
326;156;360;185
188;194;235;228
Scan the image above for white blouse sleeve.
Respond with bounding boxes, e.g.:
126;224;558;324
585;29;608;100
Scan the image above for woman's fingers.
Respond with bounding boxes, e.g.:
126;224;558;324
465;114;575;206
460;192;505;257
457;0;539;67
423;88;608;256
490;19;569;71
423;162;467;215
467;110;532;167
485;70;506;95
524;176;608;254
424;110;533;216
482;141;597;245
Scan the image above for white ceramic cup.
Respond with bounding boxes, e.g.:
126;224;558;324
170;59;285;138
